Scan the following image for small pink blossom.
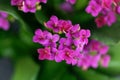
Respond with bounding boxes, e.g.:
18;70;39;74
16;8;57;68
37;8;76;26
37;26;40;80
38;47;52;60
45;15;60;33
104;12;116;26
79;29;91;44
85;0;102;17
61;48;74;64
95;16;106;28
0;12;10;31
33;29;49;45
100;55;111;67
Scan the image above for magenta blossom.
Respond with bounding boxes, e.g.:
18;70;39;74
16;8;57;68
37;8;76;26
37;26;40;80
58;38;72;50
102;0;112;9
95;16;106;28
38;47;52;60
45;33;60;48
100;55;110;67
86;0;120;27
66;24;80;38
0;12;10;31
79;29;91;44
33;29;50;45
51;48;63;62
58;20;73;33
60;2;73;13
104;12;116;26
22;0;37;13
85;0;102;17
82;39;110;69
61;48;75;64
45;15;60;33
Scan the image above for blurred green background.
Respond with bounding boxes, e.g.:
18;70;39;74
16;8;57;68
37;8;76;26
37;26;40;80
0;0;120;80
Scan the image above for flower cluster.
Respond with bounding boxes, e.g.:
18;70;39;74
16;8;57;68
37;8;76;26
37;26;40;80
85;0;120;28
11;0;47;13
80;39;110;70
33;15;91;68
0;12;10;31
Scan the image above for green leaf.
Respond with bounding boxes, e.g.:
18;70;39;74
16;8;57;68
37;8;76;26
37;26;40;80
35;10;48;26
37;61;77;80
92;21;120;45
61;71;77;80
0;31;14;57
74;68;120;80
12;57;39;80
75;0;88;11
0;0;22;21
0;0;34;46
37;61;67;80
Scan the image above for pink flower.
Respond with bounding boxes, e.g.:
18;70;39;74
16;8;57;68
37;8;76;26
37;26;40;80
33;29;49;45
71;51;83;65
115;6;120;14
51;48;63;62
104;12;116;26
85;0;102;17
38;47;52;60
45;33;60;48
100;55;110;67
58;20;73;33
60;2;73;13
22;0;37;13
79;29;91;44
0;12;10;31
45;15;60;33
58;38;72;50
0;18;10;31
11;0;23;6
95;16;106;28
66;24;80;38
102;0;112;9
73;39;85;52
61;48;74;64
0;12;8;18
90;55;101;68
77;55;91;70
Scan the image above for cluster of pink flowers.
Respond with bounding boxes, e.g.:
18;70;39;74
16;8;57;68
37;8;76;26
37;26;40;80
11;0;47;13
32;15;110;70
80;39;110;70
0;12;10;31
33;16;111;69
86;0;120;28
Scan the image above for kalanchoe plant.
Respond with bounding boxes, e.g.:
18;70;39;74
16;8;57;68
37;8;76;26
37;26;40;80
33;15;110;70
2;0;120;80
85;0;120;28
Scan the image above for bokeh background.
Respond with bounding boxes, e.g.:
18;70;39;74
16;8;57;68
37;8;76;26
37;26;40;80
0;0;120;80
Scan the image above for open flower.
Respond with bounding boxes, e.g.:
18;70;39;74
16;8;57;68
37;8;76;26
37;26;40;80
0;12;10;31
38;47;52;60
